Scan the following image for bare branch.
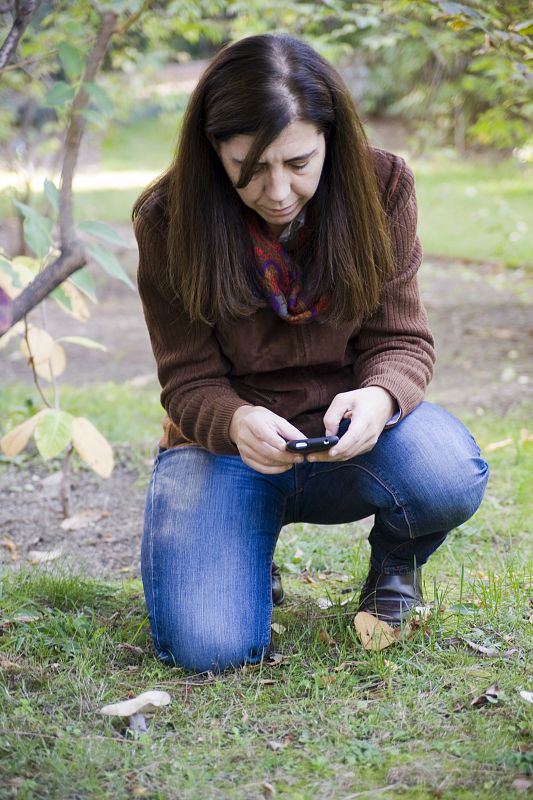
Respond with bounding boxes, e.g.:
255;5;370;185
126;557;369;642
59;10;118;246
0;0;42;72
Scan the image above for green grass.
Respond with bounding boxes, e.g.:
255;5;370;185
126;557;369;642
0;382;163;449
1;412;532;799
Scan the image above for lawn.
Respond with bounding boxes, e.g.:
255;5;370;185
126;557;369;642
1;404;532;799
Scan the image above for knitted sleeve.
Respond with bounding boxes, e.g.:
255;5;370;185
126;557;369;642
134;206;250;454
353;156;435;421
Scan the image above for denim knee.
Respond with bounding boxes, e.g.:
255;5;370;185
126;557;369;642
152;625;270;673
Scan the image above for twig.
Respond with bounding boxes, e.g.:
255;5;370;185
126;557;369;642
0;0;42;72
60;444;72;518
22;315;51;408
114;0;155;35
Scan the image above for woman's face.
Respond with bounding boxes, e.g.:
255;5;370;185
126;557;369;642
216;120;326;236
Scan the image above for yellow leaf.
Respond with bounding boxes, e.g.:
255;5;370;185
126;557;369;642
271;622;286;634
485;437;513;453
20;327;54;364
60;281;91;321
71;416;114;478
0;409;47;456
33;342;66;381
353;611;398;651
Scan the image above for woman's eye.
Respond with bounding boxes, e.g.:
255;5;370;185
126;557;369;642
291;162;308;171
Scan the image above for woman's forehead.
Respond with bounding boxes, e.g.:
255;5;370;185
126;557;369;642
224;121;324;163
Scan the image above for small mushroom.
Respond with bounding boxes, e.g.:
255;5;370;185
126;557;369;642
99;690;171;732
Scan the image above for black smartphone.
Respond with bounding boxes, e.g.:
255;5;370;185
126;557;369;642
285;435;339;454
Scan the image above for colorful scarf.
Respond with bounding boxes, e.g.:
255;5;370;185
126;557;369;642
248;220;330;324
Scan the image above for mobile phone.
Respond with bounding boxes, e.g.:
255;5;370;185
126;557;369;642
285;435;339;454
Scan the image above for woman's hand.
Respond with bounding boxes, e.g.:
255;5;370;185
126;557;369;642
229;405;307;474
309;387;397;463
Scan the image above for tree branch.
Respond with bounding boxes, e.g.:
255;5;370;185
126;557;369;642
0;0;42;72
10;244;86;327
114;0;156;36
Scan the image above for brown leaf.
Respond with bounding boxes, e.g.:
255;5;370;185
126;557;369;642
354;611;399;651
318;628;336;646
0;658;22;671
267;740;284;752
261;781;276;797
60;510;107;531
258;679;276;686
471;681;502;707
1;538;19;560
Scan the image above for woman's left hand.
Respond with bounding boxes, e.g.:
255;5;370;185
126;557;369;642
308;386;397;462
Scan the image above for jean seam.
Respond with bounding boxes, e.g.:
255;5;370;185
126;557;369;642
309;460;418;540
148;456;161;655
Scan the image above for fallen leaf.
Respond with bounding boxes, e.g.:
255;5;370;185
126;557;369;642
271;623;286;635
0;658;22;671
261;781;276;797
485;437;513;453
28;547;62;564
354;611;399;651
267;740;284;752
1;538;19;560
334;660;367;671
471;682;502;707
317;597;334;609
0;612;41;630
100;690;171;717
258;678;276;686
301;571;317;585
116;643;144;657
40;470;63;489
519;690;533;704
463;639;501;658
60;510;107;531
511;778;532;792
318;628;336;646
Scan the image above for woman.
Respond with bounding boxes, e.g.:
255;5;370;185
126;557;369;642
133;33;489;673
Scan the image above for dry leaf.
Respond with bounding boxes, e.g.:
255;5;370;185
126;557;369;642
261;781;276;797
1;538;19;560
0;409;47;457
20;327;54;365
33;342;66;381
71;416;114;478
258;679;276;686
0;658;22;671
0;612;41;629
267;740;284;752
318;628;336;646
28;547;62;564
519;690;533;704
271;622;286;635
58;281;91;321
471;681;502;707
60;510;107;531
511;779;532;792
100;690;171;717
485;437;513;453
354;611;400;651
317;597;334;609
463;639;501;658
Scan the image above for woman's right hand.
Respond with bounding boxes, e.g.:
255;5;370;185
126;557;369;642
229;405;307;474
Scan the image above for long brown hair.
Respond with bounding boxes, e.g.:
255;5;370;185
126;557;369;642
133;34;396;327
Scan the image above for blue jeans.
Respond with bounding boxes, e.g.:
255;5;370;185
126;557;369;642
141;402;489;672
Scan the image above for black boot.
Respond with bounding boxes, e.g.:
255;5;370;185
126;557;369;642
358;565;423;626
271;561;284;606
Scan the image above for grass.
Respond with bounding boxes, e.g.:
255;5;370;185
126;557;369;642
1;411;532;799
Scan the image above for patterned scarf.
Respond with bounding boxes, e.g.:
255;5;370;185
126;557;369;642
248;219;330;324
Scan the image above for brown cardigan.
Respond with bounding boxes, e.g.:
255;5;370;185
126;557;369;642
135;147;435;454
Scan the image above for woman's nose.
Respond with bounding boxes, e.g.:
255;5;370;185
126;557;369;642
264;170;291;203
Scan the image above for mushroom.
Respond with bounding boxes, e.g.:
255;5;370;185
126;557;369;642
99;690;171;732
